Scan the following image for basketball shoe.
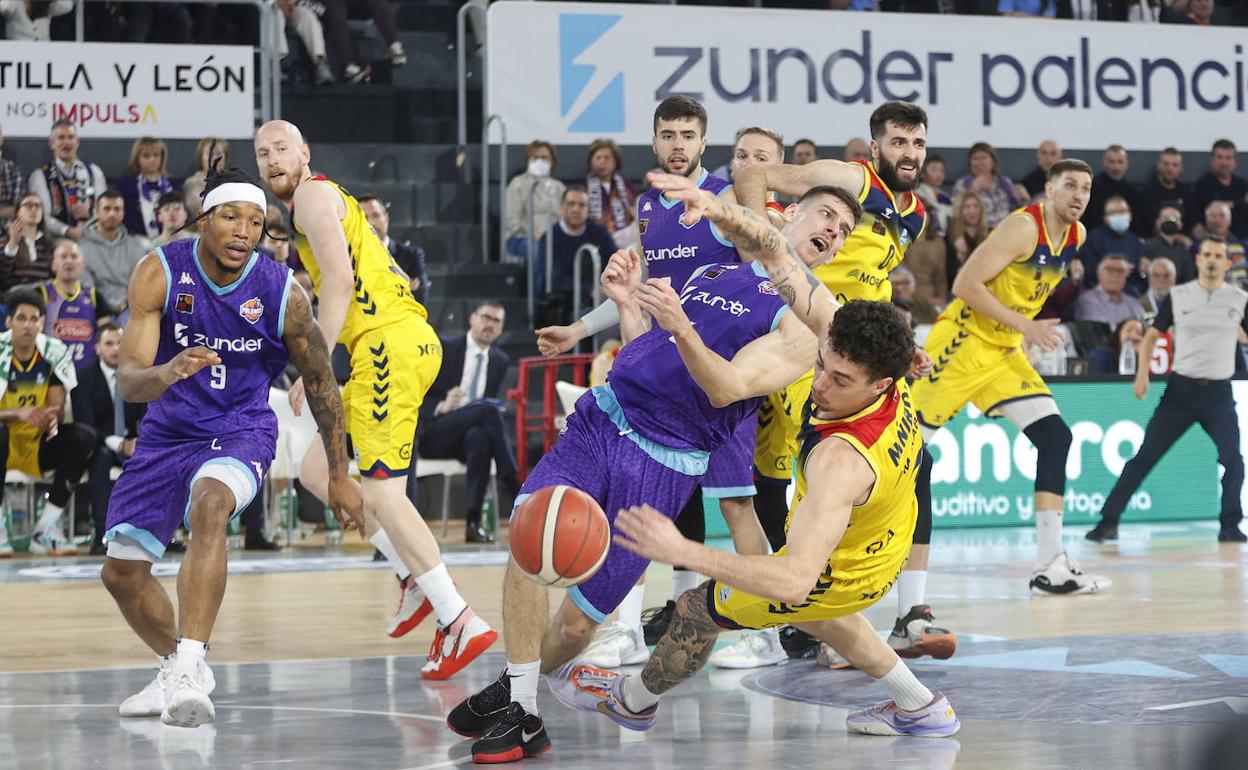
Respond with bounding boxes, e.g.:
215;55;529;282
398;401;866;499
815;643;855;670
708;628;786;669
387;576;433;638
580;621;650;668
471;702;550;764
888;605;958;660
161;659;216;727
29;526;76;555
121;661;179;717
421;612;498;680
548;662;657;732
641;601;675;646
447;669;512;738
845;693;960;737
1029;552;1111;595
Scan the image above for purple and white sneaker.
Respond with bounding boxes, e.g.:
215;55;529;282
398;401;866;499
547;662;658;731
845;693;960;737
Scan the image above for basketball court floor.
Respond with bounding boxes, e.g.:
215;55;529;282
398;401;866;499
2;522;1246;770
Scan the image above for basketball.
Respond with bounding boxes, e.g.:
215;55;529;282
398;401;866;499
509;485;611;588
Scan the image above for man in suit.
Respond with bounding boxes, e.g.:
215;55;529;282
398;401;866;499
358;194;430;305
418;300;519;542
70;322;145;555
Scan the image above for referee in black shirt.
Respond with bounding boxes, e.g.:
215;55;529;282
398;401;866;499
1087;236;1248;543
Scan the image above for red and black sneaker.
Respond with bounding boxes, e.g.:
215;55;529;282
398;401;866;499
448;669;511;738
471;702;550;764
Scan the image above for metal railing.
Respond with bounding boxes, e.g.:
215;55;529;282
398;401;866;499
571;244;603;322
74;0;283;126
481;114;507;263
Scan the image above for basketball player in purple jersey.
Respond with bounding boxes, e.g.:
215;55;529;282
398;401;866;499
41;240;115;369
100;166;361;728
447;185;859;764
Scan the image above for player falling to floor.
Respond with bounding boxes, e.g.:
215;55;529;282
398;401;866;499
910;158;1110;596
732;100;948;663
255;120;497;679
445;182;861;764
100;166;362;728
552;171;959;739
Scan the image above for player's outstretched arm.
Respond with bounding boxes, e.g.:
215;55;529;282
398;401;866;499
292;180;352;348
282;281;364;531
615;439;870;606
600;248;649;344
117;253;221;402
734;160;864;216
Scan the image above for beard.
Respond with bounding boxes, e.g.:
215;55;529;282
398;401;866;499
265;162;304;199
659;151;702;178
875;154;919;192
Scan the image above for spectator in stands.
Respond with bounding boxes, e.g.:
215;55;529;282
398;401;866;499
1;0;73;40
80;191;150;311
946;192;988;291
40;240;115;371
843;138;870;163
1019;139;1060;200
1139;147;1197;235
122;2;193;43
1084;144;1144;234
999;0;1056;17
1194;201;1247;289
1128;0;1165;22
261;221;294;267
505;140;565;262
791;139;818;165
903;222;948;313
322;0;407;84
0;123;23;226
1074;255;1145;327
1037;262;1085;322
535;185;615;324
2;193;54;292
117;137;181;240
585;138;636;249
417;300;521;543
184;137;229;218
72;322;144;554
889;266;937;324
917;155;953;235
1176;0;1218;23
358;194;428;305
953;142;1023;228
153;192;191;248
28;120;108;241
1140;257;1176;314
1077;195;1144;292
1087;318;1145;374
278;0;334;85
1142;204;1194;282
1195;140;1248;239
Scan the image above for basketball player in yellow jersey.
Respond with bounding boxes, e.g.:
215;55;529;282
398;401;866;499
551;175;959;736
910;158;1111;603
254;120;497;679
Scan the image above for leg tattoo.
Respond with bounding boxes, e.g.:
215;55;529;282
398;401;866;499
640;583;722;695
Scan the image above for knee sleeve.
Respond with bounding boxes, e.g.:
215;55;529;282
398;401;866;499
913;447;933;546
675;488;705;547
1023;415;1073;496
753;483;789;553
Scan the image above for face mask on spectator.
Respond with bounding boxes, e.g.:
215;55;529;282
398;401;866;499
1160;219;1181;236
1107;213;1131;234
528;158;551;177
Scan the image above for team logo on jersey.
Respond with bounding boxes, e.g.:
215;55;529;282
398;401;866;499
718;584;732;604
638;218;648;235
179;272;195;286
239;297;264;324
176;293;194;314
642;201;652;212
872;216;887;236
701;268;724;280
758;281;777;296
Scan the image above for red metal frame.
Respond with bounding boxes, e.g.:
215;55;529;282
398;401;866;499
507;354;596;480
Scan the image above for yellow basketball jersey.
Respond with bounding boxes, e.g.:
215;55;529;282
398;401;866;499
1;353;56;474
941;203;1081;349
292;176;426;350
813;160;927;304
790;380;921;584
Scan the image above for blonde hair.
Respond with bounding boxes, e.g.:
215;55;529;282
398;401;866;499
734;126;785;160
948;192;987;244
195;136;230;173
126;136;168;177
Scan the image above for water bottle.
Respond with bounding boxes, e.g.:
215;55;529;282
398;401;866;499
324;505;342;546
226;515;243;550
1118;343;1137;375
483;495;496;538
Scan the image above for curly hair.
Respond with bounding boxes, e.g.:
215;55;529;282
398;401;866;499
826;300;914;383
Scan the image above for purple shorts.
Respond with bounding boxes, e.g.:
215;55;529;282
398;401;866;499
515;387;704;623
701;417;757;499
104;432;274;560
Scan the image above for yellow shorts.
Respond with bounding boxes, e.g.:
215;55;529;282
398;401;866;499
753;370;813;483
708;555;905;630
7;426;42;477
344;317;442;477
910;319;1051;429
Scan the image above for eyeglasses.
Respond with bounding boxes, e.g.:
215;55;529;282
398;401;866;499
475;312;504;325
18;201;41;209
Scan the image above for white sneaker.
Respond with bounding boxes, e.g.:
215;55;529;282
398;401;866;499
161;660;217;727
815;642;855;670
709;628;786;669
387;577;432;638
0;538;12;557
120;665;173;717
420;612;499;680
581;622;651;668
1030;552;1111;595
29;527;76;556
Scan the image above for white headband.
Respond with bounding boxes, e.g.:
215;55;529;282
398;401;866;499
203;182;268;214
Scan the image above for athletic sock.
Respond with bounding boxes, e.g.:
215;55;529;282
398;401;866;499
414;563;469;628
174;638;208;672
158;652;176;670
621;673;660;712
617;583;645;637
672;569;700;600
37;503;65;532
368;529;411;581
1035;509;1063;567
896;570;928;619
877;660;934;712
508;660;540;715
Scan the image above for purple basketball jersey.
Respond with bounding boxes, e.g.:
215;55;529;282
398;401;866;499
637;169;739;289
141;237;293;445
609;261;788;452
43;281;101;369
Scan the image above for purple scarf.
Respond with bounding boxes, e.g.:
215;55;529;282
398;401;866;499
586;173;632;232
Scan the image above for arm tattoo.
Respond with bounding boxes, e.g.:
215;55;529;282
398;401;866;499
284;285;351;475
640;584;724;695
707;198;823;316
